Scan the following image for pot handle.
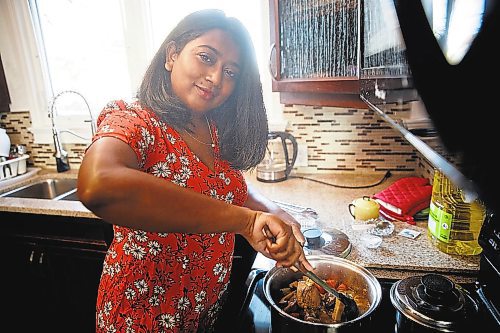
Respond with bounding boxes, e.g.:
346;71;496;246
237;268;267;320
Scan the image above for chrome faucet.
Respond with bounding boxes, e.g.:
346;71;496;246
48;90;96;172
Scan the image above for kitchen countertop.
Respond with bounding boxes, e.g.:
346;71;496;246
244;171;480;284
0;169;94;218
0;169;480;283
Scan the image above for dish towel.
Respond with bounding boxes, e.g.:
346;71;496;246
372;177;433;225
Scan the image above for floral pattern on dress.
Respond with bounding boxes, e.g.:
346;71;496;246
93;100;248;333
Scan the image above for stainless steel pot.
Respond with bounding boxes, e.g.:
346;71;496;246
262;255;382;333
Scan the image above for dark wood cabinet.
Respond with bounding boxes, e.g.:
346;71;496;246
268;0;365;108
0;53;10;112
1;212;113;332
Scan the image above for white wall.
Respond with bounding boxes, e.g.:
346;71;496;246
0;0;285;143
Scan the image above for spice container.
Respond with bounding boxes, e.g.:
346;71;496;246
427;169;485;255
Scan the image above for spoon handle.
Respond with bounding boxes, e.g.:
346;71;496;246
293;262;342;299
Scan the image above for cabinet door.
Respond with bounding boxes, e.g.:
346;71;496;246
45;245;106;332
1;212;110;332
0;53;10;111
3;242;52;328
269;0;364;107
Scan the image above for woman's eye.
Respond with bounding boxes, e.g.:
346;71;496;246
225;68;239;79
199;53;213;64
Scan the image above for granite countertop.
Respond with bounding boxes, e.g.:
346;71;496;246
244;171;480;284
0;169;481;283
0;169;95;218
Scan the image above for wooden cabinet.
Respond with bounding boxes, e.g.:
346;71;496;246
0;53;10;112
1;212;113;332
268;0;365;108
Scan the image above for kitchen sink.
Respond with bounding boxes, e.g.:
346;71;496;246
58;189;79;201
0;178;77;200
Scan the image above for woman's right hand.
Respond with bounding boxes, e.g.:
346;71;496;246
243;211;312;270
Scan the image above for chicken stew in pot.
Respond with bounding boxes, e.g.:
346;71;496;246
277;275;371;324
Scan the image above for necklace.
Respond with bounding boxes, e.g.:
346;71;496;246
184;116;215;148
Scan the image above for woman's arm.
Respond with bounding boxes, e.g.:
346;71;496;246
244;182;306;246
78;137;307;267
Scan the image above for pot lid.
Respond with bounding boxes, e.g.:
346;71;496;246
390;274;479;331
303;227;351;258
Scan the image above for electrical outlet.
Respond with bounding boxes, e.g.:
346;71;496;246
295;144;308;167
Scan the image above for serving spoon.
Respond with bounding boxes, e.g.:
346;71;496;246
262;225;359;321
293;261;360;321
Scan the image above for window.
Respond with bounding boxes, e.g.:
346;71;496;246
29;0;268;119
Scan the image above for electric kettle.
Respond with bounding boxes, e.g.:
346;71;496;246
256;131;298;182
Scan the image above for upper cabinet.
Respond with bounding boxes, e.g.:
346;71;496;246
268;0;366;108
0;54;11;112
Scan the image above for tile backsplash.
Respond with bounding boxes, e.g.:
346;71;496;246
2;106;438;177
1;111;87;170
283;104;420;174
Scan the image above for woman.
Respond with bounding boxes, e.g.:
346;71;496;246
78;9;310;332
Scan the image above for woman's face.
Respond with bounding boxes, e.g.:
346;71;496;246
165;29;241;114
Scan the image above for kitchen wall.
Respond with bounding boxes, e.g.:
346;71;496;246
1;111;86;170
2;104;437;178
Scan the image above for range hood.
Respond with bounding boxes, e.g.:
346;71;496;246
359;0;491;203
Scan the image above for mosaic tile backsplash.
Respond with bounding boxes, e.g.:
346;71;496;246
1;111;87;170
1;106;436;177
283;104;421;174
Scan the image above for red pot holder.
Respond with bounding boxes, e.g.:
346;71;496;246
372;177;433;225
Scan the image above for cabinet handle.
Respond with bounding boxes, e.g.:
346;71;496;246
268;43;278;80
29;250;35;264
39;252;44;264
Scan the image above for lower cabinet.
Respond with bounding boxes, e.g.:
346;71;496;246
1;212;112;333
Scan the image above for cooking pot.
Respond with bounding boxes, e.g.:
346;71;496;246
240;255;382;332
348;196;380;221
390;273;480;333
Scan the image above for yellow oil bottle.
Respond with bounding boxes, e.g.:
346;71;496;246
427;169;486;255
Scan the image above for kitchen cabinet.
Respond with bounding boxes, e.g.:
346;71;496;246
0;53;10;112
268;0;366;108
1;212;113;332
359;0;478;198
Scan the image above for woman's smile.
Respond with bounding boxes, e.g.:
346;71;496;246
195;84;215;100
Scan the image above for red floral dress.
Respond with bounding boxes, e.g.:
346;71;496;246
92;100;248;333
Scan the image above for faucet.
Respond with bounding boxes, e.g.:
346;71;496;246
48;90;96;172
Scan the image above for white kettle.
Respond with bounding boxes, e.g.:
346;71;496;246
0;128;11;158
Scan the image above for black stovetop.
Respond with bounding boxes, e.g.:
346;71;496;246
238;275;497;333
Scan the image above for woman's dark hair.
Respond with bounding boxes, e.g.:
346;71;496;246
137;9;268;171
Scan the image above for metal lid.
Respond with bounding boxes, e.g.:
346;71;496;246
390;274;479;331
303;227;351;258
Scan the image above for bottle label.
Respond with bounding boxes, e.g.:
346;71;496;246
428;201;452;243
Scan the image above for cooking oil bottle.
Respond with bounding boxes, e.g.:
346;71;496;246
427;169;486;255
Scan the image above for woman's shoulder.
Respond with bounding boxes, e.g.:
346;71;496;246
97;99;160;124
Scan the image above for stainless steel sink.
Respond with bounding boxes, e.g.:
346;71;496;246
0;178;77;200
58;189;79;201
